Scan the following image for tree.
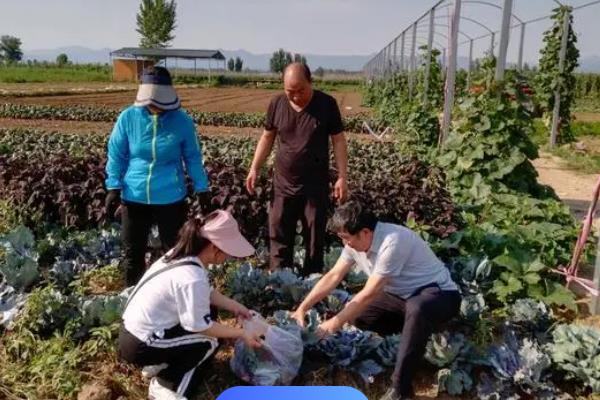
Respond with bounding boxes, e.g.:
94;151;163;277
314;66;325;78
56;53;69;67
293;53;307;65
270;48;293;74
227;58;235;71
234;57;243;72
535;6;579;144
0;35;23;63
136;0;177;49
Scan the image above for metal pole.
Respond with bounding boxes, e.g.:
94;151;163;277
400;32;406;72
442;48;446;69
496;0;513;81
409;23;417;99
208;59;212;84
550;8;570;147
385;43;392;74
424;7;436;104
592;230;600;315
393;38;398;71
518;23;526;71
441;0;461;146
490;32;495;57
467;39;474;89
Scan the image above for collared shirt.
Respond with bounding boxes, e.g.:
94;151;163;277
122;255;214;342
340;222;458;299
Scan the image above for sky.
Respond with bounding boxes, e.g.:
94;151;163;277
1;0;599;62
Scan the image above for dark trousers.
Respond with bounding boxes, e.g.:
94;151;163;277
269;193;328;275
118;324;218;398
121;200;188;286
354;286;461;397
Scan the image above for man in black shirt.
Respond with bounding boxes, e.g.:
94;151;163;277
246;62;348;275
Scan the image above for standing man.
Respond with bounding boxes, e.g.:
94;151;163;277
291;201;461;400
246;62;348;275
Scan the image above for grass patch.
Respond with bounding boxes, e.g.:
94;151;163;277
0;65;111;83
532;119;600;173
572;120;600;137
574;97;600;113
547;144;600;174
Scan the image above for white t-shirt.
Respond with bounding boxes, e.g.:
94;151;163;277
340;222;458;299
123;255;214;342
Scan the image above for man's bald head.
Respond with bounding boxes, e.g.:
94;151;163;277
283;62;312;84
283;63;313;109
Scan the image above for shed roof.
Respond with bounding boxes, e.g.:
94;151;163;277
110;48;225;60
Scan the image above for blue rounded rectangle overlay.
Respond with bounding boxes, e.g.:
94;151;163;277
217;386;368;400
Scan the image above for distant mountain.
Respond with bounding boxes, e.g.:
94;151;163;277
23;46;374;71
578;55;600;72
21;46;600;72
24;46;113;64
220;50;374;71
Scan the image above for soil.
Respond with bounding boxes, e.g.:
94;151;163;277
0;86;368;115
532;151;599;221
0;117;378;141
574;112;600;123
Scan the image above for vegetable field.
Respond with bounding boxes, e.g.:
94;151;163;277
2;24;600;400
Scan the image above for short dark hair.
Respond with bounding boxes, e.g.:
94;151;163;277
328;201;378;235
283;62;312;83
140;65;173;85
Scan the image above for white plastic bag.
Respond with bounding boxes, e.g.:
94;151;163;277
230;311;303;385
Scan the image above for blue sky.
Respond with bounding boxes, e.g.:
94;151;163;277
2;0;599;62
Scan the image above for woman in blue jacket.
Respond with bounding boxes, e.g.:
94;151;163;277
105;66;210;286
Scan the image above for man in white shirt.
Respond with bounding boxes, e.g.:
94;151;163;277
291;201;461;400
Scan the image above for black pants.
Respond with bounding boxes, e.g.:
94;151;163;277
118;324;218;398
354;285;461;397
121;200;188;286
269;193;328;276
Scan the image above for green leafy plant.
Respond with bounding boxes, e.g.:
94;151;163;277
548;324;600;393
535;6;579;144
0;226;39;290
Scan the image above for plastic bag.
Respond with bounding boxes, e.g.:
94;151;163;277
230;311;303;385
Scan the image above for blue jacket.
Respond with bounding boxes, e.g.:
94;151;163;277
105;106;209;205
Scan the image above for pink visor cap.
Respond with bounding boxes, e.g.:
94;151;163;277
199;210;255;258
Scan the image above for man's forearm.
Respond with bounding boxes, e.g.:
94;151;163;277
250;131;275;171
331;292;373;327
332;133;348;179
298;271;344;311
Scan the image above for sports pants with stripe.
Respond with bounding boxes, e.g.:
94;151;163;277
119;323;219;397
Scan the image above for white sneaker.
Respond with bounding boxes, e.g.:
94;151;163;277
148;377;187;400
142;363;168;381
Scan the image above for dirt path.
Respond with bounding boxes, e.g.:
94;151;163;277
0;117;377;141
532;152;599;221
574;112;600;122
0;87;368;115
